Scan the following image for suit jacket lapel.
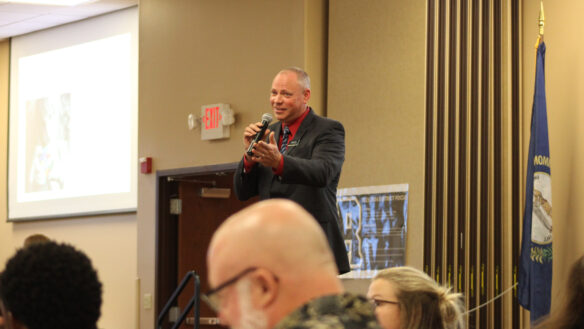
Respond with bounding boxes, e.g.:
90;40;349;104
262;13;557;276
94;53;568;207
270;122;282;144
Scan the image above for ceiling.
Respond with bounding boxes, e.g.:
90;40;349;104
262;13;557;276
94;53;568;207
0;0;137;41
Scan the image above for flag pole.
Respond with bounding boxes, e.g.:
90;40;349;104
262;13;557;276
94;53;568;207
536;1;545;47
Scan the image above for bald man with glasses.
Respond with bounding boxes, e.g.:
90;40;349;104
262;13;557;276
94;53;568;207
204;199;381;329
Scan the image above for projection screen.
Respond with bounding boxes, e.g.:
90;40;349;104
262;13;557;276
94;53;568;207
8;7;138;221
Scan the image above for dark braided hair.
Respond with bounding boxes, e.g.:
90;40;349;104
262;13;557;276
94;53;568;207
0;241;102;329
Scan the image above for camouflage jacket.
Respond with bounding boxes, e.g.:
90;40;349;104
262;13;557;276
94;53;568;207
273;293;382;329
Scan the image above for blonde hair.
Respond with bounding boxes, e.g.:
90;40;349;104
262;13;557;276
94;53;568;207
373;266;465;329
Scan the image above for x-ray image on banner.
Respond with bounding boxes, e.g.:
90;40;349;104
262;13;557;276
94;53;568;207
337;184;408;274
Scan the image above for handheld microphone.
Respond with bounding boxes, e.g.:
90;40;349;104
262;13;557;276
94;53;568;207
246;113;273;156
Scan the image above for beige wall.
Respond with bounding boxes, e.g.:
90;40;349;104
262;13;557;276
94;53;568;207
522;0;584;312
328;1;427;267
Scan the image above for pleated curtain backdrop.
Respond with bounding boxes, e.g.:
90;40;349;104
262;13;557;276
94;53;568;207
423;0;524;328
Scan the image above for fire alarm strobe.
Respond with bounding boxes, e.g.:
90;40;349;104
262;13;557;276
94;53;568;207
139;157;152;174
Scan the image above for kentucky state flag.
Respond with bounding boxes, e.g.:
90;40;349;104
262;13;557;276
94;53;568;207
518;41;553;324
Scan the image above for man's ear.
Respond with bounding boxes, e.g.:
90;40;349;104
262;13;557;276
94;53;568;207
303;88;311;103
250;269;279;309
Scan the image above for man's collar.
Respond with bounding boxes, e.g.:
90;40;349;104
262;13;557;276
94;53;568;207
282;107;311;134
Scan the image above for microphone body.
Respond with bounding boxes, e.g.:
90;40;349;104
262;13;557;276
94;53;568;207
246;113;273;156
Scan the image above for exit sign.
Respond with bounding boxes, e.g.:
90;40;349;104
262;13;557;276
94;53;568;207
201;103;231;140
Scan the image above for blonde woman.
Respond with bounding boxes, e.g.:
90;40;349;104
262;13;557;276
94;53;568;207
367;266;465;329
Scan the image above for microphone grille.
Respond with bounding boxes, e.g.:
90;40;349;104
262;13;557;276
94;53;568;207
261;113;273;122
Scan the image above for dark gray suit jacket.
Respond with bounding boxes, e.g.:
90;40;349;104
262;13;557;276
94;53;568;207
234;108;350;274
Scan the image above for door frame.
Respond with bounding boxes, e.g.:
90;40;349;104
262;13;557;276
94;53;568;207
155;162;239;324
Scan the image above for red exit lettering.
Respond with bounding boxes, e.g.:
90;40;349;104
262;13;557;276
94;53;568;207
204;107;223;130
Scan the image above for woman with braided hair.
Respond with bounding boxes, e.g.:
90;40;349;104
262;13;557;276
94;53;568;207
367;266;465;329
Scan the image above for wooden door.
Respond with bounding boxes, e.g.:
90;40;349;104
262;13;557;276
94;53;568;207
175;171;256;329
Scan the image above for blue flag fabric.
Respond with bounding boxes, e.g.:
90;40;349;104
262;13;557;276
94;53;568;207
518;41;553;324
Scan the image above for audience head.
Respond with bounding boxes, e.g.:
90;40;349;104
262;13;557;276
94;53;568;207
23;234;50;248
0;241;102;329
367;266;465;329
535;255;584;329
205;199;343;329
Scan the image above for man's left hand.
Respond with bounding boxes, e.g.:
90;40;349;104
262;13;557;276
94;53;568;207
249;131;282;169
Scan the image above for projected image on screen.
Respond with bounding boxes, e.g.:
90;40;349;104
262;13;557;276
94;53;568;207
25;94;71;193
8;7;138;220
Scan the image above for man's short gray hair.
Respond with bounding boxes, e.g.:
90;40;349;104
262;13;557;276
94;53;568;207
279;67;311;90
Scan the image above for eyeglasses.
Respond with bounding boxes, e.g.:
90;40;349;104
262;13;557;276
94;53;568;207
201;267;259;312
370;298;400;308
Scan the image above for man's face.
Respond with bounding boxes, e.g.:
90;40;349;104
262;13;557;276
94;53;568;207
208;273;268;329
270;71;310;124
214;282;243;329
232;279;268;329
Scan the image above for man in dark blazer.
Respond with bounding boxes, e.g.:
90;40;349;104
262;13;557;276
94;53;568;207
233;67;350;274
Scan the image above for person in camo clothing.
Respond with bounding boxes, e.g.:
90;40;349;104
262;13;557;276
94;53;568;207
203;199;381;329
